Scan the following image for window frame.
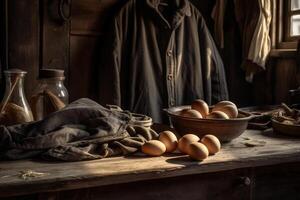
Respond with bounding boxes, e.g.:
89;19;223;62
274;0;300;50
285;0;300;41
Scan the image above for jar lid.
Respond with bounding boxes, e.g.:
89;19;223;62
39;69;65;79
4;68;27;74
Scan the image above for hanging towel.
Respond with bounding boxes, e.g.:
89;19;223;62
212;0;272;82
245;0;272;82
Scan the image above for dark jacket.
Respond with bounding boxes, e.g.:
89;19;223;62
98;0;228;123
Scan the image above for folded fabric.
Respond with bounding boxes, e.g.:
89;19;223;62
0;98;157;161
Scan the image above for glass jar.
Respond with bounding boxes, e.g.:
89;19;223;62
30;69;69;121
0;69;34;126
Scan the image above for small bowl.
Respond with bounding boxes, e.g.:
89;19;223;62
272;119;300;136
129;113;152;129
107;104;152;128
165;106;253;142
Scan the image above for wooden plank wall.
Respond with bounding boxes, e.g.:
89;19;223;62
4;0;70;98
273;58;299;104
66;0;300;105
0;0;6;68
0;0;7;99
2;0;299;105
68;0;215;101
69;0;128;101
6;0;40;97
2;0;217;103
41;0;70;74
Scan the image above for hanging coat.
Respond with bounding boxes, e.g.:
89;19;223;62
98;0;228;123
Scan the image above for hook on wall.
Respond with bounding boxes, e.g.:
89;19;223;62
58;0;71;22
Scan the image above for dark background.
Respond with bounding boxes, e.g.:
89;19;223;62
0;0;299;107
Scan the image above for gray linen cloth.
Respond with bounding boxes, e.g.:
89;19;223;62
0;98;155;161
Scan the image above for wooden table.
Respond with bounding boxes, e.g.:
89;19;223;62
1;129;300;200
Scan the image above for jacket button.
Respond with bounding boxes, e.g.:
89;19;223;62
167;74;173;80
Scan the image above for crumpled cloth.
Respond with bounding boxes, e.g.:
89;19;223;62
0;98;157;161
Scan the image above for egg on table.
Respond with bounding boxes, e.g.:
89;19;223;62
188;142;209;161
178;134;200;154
142;140;166;156
159;131;178;153
191;99;209;118
201;135;221;155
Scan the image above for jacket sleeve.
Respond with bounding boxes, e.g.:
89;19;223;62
98;16;122;107
198;17;229;104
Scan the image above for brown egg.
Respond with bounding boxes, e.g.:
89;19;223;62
206;111;229;119
178;134;200;154
191;99;209;117
214;100;236;108
212;105;238;118
188;142;209;161
142;140;166;156
181;109;203;118
201;135;221;155
159;131;178;153
179;108;190;116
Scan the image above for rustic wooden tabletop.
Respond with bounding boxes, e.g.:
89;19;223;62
1;129;300;197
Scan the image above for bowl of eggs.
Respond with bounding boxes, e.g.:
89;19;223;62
165;100;253;142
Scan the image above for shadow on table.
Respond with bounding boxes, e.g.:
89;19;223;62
165;155;205;166
261;128;300;141
124;151;183;160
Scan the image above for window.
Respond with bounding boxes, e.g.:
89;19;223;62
286;0;300;39
273;0;300;49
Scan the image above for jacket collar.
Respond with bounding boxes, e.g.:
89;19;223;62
145;0;191;29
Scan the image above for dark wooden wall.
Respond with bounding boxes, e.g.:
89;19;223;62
0;0;299;106
6;0;40;97
0;0;216;101
69;0;128;101
68;0;216;101
0;0;6;98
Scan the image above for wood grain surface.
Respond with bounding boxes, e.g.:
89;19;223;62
57;168;252;200
1;129;300;197
253;162;300;200
40;0;70;88
6;0;40;97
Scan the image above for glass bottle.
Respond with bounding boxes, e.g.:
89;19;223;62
30;69;69;121
0;69;34;126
